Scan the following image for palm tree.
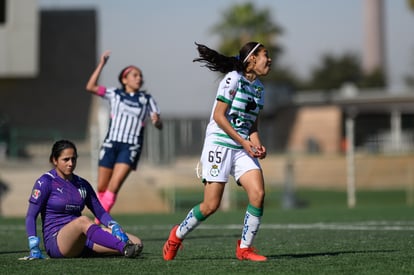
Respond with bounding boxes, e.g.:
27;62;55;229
209;2;296;86
210;2;282;61
409;0;414;11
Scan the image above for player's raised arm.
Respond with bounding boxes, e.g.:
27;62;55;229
86;50;111;94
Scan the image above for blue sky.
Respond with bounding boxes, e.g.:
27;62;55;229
39;0;414;116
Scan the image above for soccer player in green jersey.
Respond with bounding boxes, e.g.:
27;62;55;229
163;42;272;262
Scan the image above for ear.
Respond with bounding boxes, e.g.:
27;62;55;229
246;57;256;71
251;55;257;64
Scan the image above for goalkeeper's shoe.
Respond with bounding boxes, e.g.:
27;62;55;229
236;240;267;262
163;225;182;261
123;241;143;258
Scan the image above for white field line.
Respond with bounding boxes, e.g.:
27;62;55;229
197;221;414;231
3;221;414;232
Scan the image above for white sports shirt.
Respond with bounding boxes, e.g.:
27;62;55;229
204;70;265;150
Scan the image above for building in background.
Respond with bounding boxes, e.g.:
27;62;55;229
0;1;413;161
0;0;38;77
0;1;96;156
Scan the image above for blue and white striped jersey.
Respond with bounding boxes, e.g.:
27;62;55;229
100;87;160;145
204;71;265;150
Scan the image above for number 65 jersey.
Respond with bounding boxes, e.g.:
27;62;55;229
204;70;265;150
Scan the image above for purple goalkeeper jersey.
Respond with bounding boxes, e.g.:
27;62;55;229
25;169;112;245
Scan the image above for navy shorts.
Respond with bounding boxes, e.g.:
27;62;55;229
98;140;143;170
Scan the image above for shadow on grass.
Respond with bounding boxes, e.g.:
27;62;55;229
145;233;240;242
0;250;27;255
179;249;399;261
267;249;398;260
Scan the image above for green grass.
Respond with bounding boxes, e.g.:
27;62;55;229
1;190;414;274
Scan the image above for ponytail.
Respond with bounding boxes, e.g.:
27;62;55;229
193;42;263;74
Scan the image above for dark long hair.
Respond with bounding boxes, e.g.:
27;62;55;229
192;42;263;74
49;140;77;163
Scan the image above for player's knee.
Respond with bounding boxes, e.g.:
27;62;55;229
250;189;265;205
258;189;265;200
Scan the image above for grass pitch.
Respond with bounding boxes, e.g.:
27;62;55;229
1;190;414;274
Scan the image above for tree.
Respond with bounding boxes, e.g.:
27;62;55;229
210;2;302;88
210;2;283;62
405;50;414;88
360;68;386;88
305;53;362;90
409;0;414;11
304;52;386;90
405;74;414;88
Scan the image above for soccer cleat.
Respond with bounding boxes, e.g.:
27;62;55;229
236;240;267;262
163;225;183;261
123;241;143;258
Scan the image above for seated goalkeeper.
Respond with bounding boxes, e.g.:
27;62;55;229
23;139;143;259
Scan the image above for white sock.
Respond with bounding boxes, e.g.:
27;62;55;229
176;208;201;239
240;211;261;248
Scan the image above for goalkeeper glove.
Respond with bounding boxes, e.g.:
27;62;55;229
108;221;129;243
27;236;46;259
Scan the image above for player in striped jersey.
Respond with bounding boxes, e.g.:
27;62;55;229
163;42;272;261
86;51;163;220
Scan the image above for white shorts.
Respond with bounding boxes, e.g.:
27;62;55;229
200;144;261;184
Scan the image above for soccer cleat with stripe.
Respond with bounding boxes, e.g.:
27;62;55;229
123;241;143;258
163;225;183;260
236;240;267;261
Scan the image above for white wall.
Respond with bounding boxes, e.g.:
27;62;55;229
0;0;38;77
